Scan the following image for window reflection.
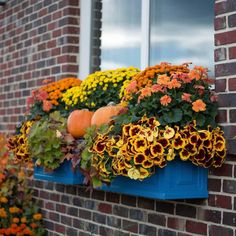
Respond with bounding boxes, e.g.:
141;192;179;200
150;0;214;75
100;0;141;70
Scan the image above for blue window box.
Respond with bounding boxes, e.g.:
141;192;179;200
101;159;208;200
34;160;84;185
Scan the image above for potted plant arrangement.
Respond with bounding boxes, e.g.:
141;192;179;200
78;63;226;199
8;68;140;185
8;63;226;200
8;78;85;185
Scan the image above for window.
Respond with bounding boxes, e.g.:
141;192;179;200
79;0;214;78
100;0;141;70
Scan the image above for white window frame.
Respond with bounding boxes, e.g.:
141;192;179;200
79;0;151;79
79;0;93;80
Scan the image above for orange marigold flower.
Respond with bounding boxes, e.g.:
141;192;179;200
0;197;8;203
11;223;18;228
9;206;20;214
181;93;192;102
33;213;42;221
12;217;20;223
30;223;38;229
160;95;172;106
192;99;206;112
21;217;27;223
0;208;7;218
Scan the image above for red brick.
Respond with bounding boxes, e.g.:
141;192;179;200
229;46;236;59
209;225;233;236
49;212;59;221
52;29;62;38
222;125;236;138
45;202;54;211
52;10;62;20
63;7;80;16
208;194;232;209
230;109;236;122
148;213;166;226
186;220;207;235
229;13;236;27
218;93;236;107
56;204;66;213
215;79;226;92
223;211;236;226
228;78;236;91
47;40;57;48
62;64;78;73
62;26;80;35
98;203;112;214
47;22;57;31
210;163;233;177
197;209;221;223
54;224;66;234
216;109;227;123
215;48;227;61
122;219;138;233
215;30;236;46
215;0;236;15
168;217;185;231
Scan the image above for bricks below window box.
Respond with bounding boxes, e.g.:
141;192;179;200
101;159;208;200
34;160;84;184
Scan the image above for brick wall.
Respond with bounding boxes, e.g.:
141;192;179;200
215;0;236;139
0;0;81;133
0;0;236;235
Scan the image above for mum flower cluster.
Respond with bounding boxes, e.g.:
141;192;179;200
62;67;140;111
27;77;81;119
122;62;217;128
86;116;226;184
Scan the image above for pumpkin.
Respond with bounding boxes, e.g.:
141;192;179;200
91;103;123;128
67;109;94;138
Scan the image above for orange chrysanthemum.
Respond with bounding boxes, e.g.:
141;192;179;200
192;99;206;112
160;95;172;106
33;213;42;221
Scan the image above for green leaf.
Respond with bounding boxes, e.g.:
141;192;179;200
92;176;102;188
82;149;92;161
163;108;183;123
196;114;206;127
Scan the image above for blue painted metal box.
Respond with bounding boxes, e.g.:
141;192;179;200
34;160;84;184
101;159;208;200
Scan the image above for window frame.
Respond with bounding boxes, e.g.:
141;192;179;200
79;0;151;79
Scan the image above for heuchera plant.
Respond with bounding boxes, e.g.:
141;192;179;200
28;111;78;170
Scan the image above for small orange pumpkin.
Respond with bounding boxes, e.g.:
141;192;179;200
91;103;122;128
67;109;94;138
